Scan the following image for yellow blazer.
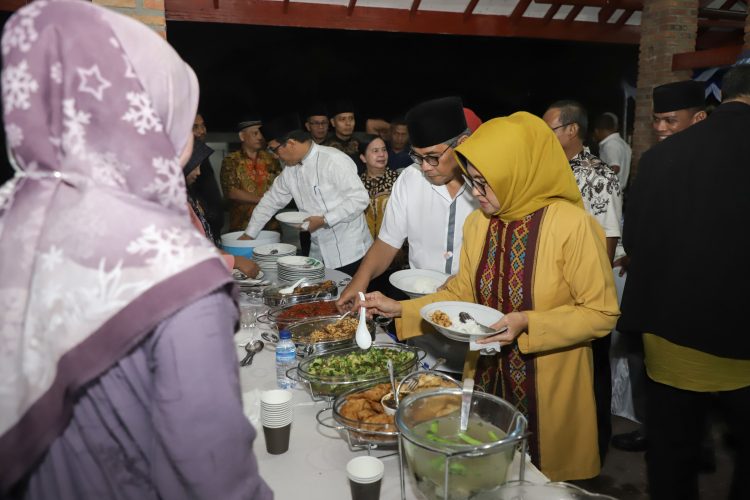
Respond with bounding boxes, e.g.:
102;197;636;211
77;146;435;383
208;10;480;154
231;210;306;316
396;201;620;481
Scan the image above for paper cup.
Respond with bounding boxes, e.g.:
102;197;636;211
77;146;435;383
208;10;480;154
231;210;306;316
261;389;293;405
263;423;291;454
346;456;384;500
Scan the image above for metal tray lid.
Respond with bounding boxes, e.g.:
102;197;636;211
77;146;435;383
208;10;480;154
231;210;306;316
262;279;338;300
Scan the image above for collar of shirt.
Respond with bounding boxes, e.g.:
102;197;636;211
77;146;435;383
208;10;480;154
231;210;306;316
598;132;621;147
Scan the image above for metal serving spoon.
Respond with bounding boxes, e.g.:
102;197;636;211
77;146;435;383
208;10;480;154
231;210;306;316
240;340;264;367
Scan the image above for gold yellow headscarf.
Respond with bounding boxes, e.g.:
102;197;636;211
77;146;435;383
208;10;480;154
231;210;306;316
454;112;583;222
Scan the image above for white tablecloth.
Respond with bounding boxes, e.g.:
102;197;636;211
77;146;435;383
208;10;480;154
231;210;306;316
235;276;548;499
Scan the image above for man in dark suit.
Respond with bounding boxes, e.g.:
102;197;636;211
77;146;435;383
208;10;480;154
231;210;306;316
618;63;750;500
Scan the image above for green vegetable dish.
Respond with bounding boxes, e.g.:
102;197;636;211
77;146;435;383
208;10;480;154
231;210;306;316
307;347;415;379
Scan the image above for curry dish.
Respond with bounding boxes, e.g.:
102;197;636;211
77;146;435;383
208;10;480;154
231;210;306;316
430;310;452;327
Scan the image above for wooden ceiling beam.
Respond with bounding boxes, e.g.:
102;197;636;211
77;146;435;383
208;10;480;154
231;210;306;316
166;0;640;44
410;0;421;15
598;1;619;23
565;5;584;23
615;8;635;27
672;44;743;70
698;18;745;28
543;4;561;24
464;0;480;20
510;0;532;22
347;0;356;16
699;7;747;20
534;0;642;9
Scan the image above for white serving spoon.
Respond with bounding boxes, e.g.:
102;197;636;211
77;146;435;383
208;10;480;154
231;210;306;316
355;291;372;349
278;278;306;295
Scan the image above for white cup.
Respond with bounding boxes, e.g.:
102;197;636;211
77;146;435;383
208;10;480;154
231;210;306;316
346;456;385;484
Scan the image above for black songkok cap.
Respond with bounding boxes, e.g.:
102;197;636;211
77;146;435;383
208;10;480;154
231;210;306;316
237;115;262;132
304;102;328;120
653;81;705;113
406;96;467;148
330;99;355;118
261;113;302;143
183;139;214;176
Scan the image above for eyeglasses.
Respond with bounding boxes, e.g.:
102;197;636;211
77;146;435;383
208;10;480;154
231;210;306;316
308;120;328;127
267;140;288;155
550;122;574;131
409;141;456;167
462;174;488;197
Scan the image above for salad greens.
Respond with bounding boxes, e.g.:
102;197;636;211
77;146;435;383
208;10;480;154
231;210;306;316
307;347;415;378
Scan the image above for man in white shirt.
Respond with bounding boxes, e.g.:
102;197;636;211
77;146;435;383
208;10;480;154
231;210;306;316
337;97;479;371
594;112;632;191
240;113;372;275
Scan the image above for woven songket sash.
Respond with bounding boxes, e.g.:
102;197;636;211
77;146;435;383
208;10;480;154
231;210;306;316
474;208;544;466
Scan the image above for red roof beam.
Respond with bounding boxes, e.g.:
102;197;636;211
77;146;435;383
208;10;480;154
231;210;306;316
410;0;421;15
347;0;356;16
615;9;634;27
510;0;532;22
544;4;561;24
565;5;584;23
672;44;743;70
165;0;640;45
535;0;642;8
464;0;480;20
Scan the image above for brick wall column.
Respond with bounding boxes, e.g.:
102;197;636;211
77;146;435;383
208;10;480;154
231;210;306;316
631;0;699;181
93;0;166;38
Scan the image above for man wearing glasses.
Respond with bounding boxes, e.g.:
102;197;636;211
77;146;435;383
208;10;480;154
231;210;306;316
304;103;330;145
220;116;282;231
239;113;372;276
543;100;622;467
337;96;479;371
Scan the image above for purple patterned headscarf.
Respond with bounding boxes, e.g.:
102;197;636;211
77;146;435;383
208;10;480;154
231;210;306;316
0;0;232;491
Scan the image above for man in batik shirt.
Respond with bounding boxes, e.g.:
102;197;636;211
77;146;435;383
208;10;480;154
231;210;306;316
543;100;622;468
220;117;282;231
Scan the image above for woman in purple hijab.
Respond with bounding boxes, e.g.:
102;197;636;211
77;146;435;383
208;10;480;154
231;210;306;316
0;1;272;498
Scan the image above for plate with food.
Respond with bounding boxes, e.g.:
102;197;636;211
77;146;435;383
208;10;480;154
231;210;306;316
389;269;450;299
419;301;505;342
232;269;265;284
275;211;309;228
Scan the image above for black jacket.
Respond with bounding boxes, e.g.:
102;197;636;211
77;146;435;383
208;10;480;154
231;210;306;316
618;101;750;359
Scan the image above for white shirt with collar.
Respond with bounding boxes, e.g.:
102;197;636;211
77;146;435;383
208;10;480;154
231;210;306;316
598;132;632;189
245;143;372;268
378;164;479;275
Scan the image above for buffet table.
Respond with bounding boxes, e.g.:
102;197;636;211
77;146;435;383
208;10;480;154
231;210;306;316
233;274;549;499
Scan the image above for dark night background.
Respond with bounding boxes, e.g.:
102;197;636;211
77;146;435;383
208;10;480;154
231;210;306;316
0;15;639;181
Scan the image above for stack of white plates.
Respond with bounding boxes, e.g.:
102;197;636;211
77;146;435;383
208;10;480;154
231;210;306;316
277;255;325;282
252;243;297;272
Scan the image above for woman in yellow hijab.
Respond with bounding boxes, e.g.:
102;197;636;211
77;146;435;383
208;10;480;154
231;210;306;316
363;112;619;481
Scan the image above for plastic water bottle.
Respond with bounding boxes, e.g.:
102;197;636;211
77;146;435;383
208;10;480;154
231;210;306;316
276;330;297;389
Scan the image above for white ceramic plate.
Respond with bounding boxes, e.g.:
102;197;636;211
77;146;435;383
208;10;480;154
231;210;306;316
275;211;309;228
252;243;297;257
233;269;265;284
277;256;324;270
389;269;450;298
419;301;505;342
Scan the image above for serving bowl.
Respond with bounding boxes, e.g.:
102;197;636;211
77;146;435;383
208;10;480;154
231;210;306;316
294;343;424;399
286;315;374;358
258;298;342;330
261;279;338;307
220;230;281;258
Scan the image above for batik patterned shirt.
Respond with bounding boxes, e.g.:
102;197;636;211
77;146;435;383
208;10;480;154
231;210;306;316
220;149;281;231
569;148;623;238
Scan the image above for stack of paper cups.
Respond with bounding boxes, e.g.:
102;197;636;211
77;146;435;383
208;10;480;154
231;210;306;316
260;389;293;454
